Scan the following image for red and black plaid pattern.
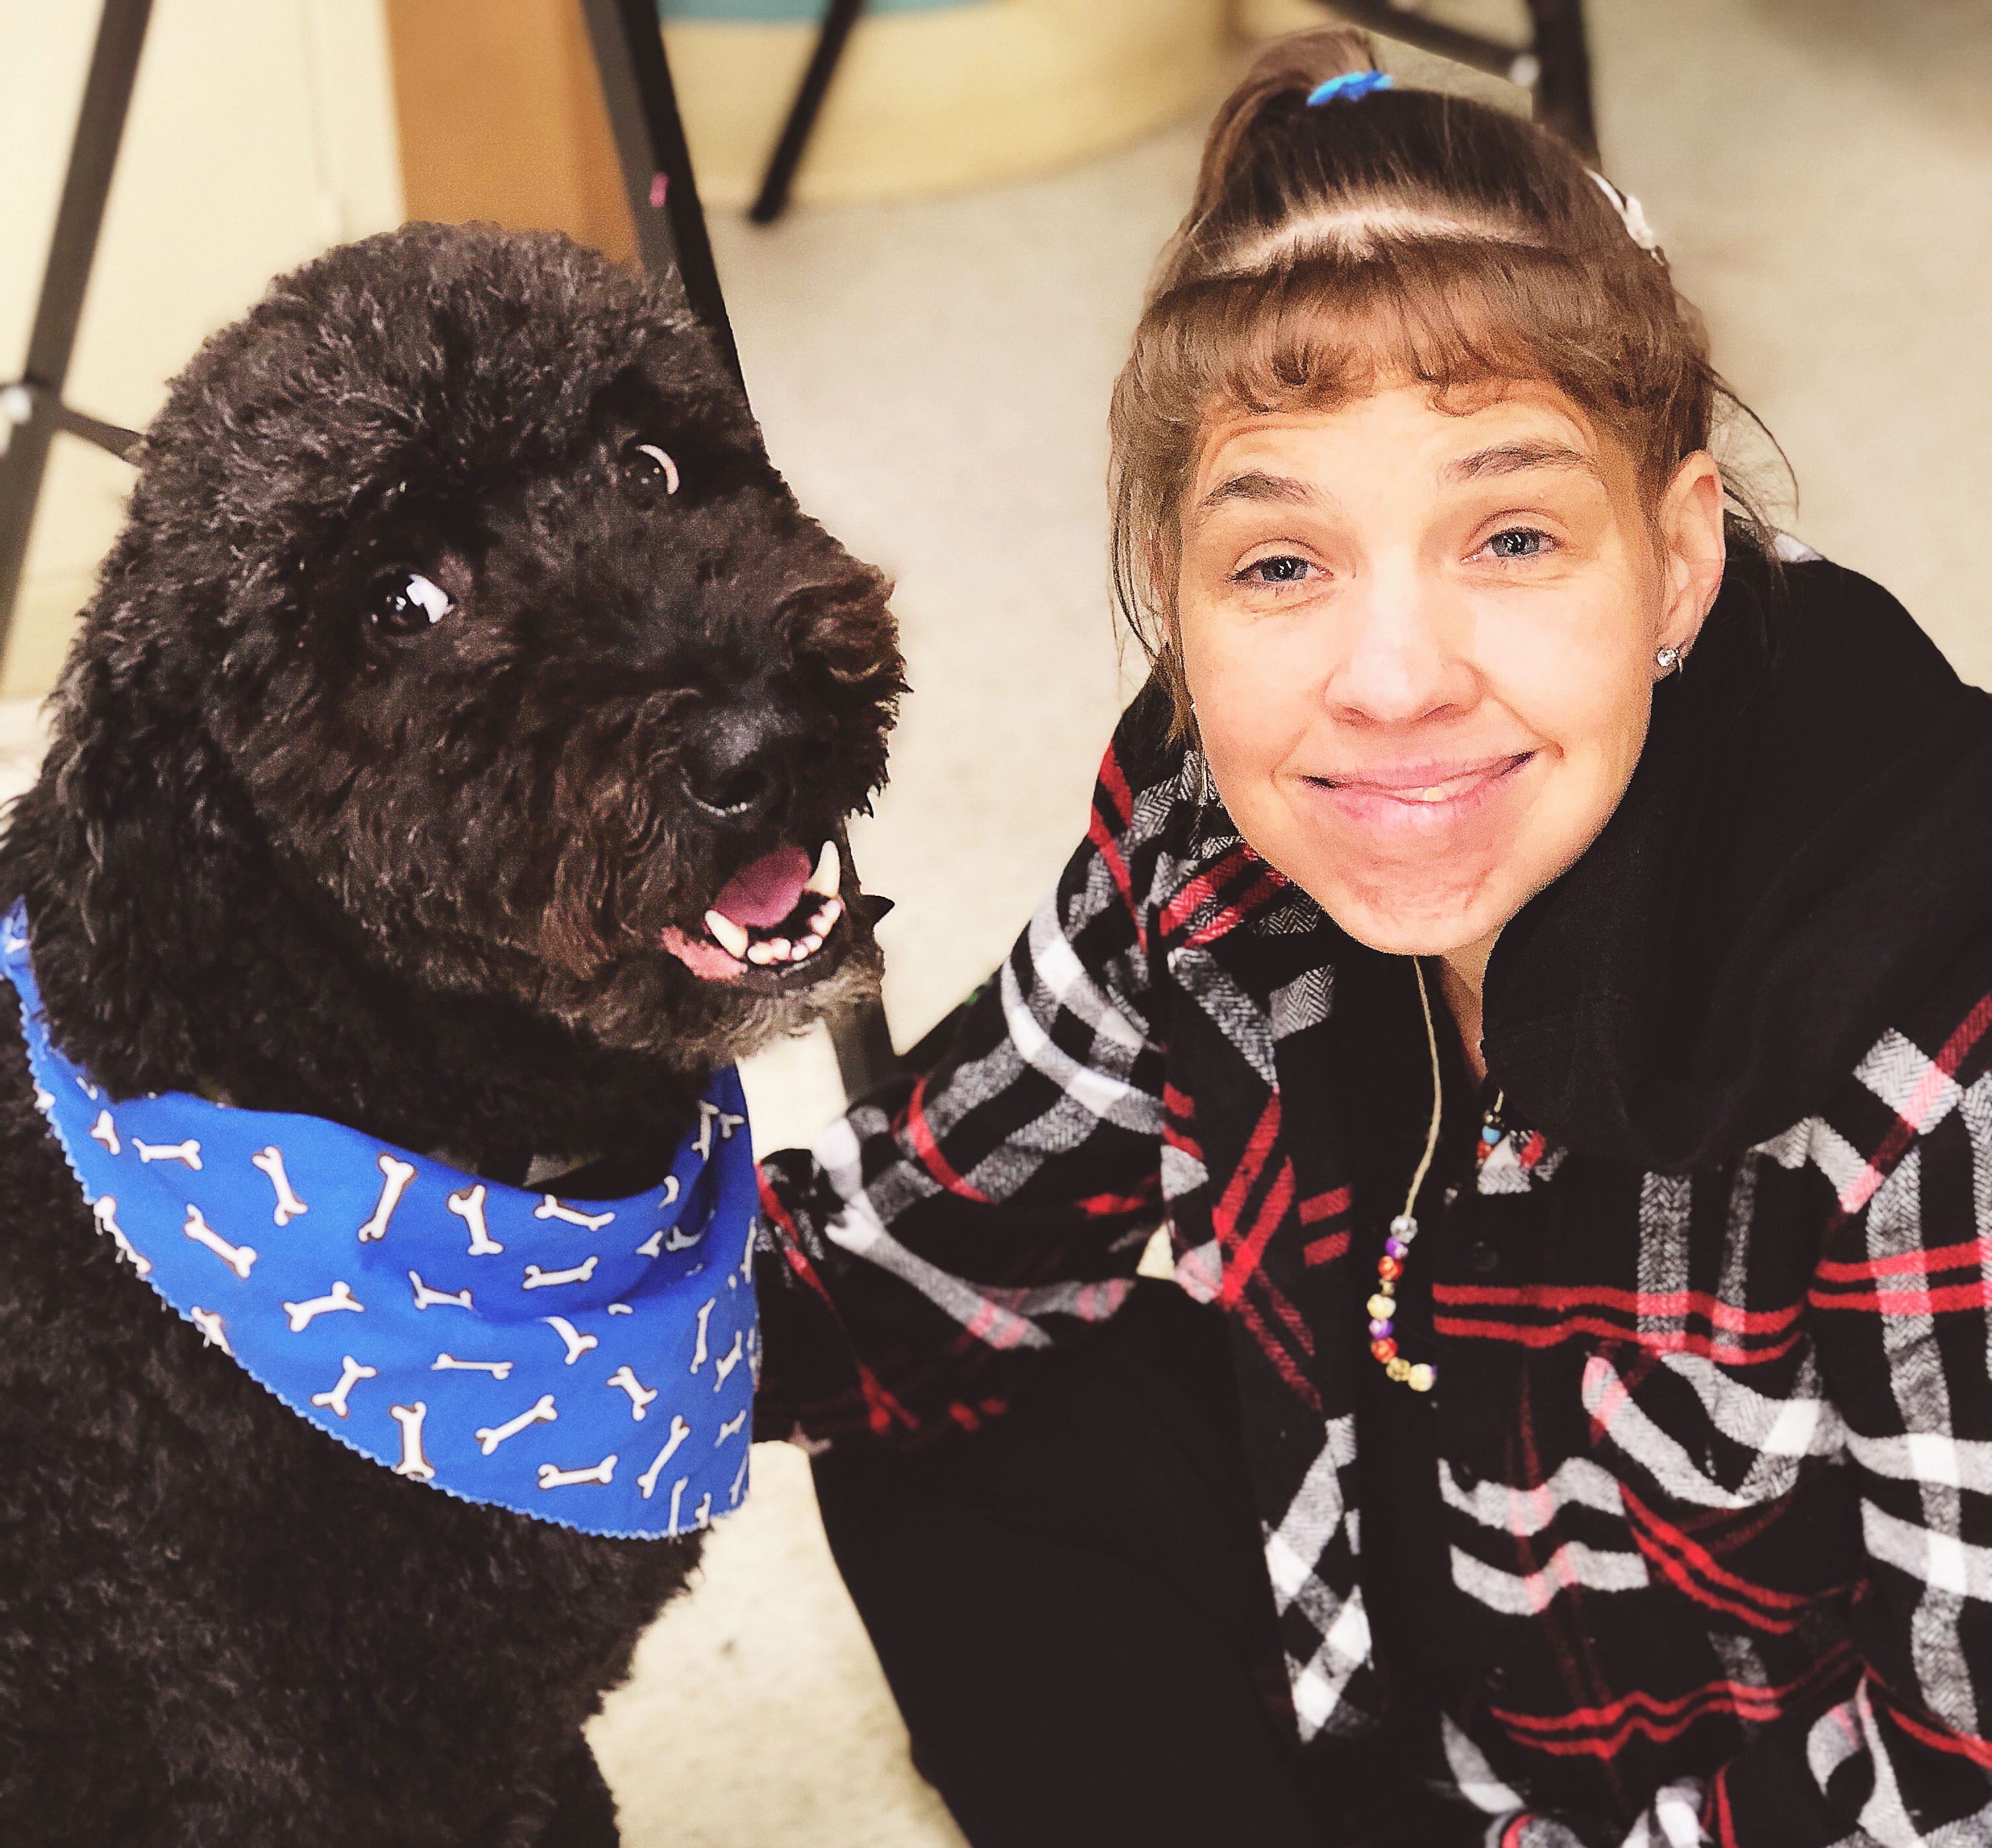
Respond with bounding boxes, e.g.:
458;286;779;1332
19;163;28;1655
755;685;1992;1846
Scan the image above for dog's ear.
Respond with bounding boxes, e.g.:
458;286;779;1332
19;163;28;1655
5;557;269;1093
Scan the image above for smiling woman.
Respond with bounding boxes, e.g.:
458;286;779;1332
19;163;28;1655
751;25;1992;1848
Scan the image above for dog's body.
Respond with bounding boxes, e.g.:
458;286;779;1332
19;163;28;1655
0;224;899;1844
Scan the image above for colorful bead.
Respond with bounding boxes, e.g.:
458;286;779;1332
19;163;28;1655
1481;1125;1502;1145
1389;1214;1416;1238
1368;1317;1393;1338
1370;1337;1397;1362
1377;1255;1402;1282
1383;1237;1407;1259
1406;1363;1436;1393
1367;1292;1395;1320
1385;1356;1412;1382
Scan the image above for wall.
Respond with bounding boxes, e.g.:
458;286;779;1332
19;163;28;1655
0;0;403;697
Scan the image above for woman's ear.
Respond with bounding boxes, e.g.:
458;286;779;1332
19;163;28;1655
1655;450;1727;659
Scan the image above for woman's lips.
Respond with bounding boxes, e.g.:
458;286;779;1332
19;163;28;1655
1302;751;1537;835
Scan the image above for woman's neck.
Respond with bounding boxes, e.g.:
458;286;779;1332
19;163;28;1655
1435;931;1499;1087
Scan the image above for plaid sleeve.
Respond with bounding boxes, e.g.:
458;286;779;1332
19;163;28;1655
752;708;1179;1446
1493;968;1992;1848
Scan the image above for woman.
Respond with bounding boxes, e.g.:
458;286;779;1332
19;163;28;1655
754;30;1992;1847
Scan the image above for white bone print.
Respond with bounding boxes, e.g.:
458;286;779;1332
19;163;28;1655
690;1297;715;1372
693;1100;746;1158
693;1492;711;1527
92;1195;151;1276
75;1074;99;1101
447;1183;503;1255
32;1083;53;1111
182;1204;256;1278
534;1197;615;1231
522;1255;598;1290
740;1224;755;1284
282;1280;362;1331
432;1353;512;1378
250;1146;307;1224
389;1402;435;1481
665;1476;689;1532
189;1306;231;1353
134;1137;201;1169
538;1455;617;1489
310;1354;377;1419
729;1450;750;1507
541;1316;598;1365
607;1303;633;1315
659;1176;680;1207
408;1269;472;1310
711;1329;744;1391
358;1155;416;1242
715;1409;746;1446
640;1220;703;1257
605;1365;658;1420
638;1417;692;1498
88;1109;119;1155
475;1394;557;1455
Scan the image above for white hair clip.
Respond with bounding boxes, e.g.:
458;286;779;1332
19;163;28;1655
1588;170;1663;260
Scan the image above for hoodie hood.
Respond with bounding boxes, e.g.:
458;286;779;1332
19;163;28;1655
1482;549;1992;1172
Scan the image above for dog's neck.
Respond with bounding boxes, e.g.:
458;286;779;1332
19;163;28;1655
6;852;704;1187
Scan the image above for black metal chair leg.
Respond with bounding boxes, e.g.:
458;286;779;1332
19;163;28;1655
0;0;153;655
750;0;867;227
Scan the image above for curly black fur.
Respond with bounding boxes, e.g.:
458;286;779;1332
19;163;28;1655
0;223;900;1845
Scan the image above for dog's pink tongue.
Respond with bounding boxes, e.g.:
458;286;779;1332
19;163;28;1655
711;846;810;927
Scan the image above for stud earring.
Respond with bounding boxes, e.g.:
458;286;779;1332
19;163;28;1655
1655;645;1683;674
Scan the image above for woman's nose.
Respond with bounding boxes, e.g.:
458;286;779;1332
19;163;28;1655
1321;571;1473;726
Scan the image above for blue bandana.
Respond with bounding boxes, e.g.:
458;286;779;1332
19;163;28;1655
3;900;759;1540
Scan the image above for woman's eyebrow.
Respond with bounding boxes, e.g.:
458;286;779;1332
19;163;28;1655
1193;470;1331;516
1442;439;1601;485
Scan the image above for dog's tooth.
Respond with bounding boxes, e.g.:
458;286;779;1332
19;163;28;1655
704;911;750;960
763;938;791;962
745;942;778;966
796;934;823;956
805;842;841;898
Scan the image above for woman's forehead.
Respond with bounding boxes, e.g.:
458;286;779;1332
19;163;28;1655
1189;379;1615;509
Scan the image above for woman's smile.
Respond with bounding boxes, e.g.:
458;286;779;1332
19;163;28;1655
1298;747;1539;839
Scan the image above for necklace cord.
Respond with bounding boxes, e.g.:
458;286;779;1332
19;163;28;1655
1404;959;1443;1226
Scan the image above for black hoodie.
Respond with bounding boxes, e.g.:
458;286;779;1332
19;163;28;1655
1484;547;1992;1172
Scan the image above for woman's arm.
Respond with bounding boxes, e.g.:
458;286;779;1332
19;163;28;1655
754;701;1185;1446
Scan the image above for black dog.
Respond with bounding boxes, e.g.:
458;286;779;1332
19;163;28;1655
0;223;899;1845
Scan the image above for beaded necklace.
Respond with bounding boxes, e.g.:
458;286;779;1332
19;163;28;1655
1364;960;1507;1396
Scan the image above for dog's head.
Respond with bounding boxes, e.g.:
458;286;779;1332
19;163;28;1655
14;224;902;1087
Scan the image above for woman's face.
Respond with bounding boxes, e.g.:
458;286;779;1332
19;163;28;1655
1175;379;1726;965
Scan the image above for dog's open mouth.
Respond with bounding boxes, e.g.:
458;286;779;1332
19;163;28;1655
658;841;846;984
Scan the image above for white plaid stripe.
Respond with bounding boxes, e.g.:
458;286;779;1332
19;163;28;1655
1638;1172;1695;1342
1442;1711;1526;1814
1867;1149;1979;1732
1441;1454;1626;1537
1451;1538;1650;1616
1858;1027;1967;1140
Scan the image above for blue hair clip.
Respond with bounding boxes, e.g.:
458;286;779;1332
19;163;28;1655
1307;70;1393;107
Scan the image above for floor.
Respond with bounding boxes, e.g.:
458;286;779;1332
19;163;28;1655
3;3;1987;1842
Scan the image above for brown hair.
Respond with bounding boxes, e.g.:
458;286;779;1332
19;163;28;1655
1110;27;1788;732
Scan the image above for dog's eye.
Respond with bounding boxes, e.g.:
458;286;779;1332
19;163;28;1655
621;440;680;505
366;570;455;636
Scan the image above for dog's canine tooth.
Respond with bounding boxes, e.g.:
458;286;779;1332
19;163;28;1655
805;842;841;898
703;910;749;960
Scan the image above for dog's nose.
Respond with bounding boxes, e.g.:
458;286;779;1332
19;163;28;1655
679;711;792;825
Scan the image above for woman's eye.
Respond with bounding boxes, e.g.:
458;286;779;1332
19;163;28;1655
1483;527;1553;561
621;439;680;504
366;570;455;636
1236;554;1314;586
